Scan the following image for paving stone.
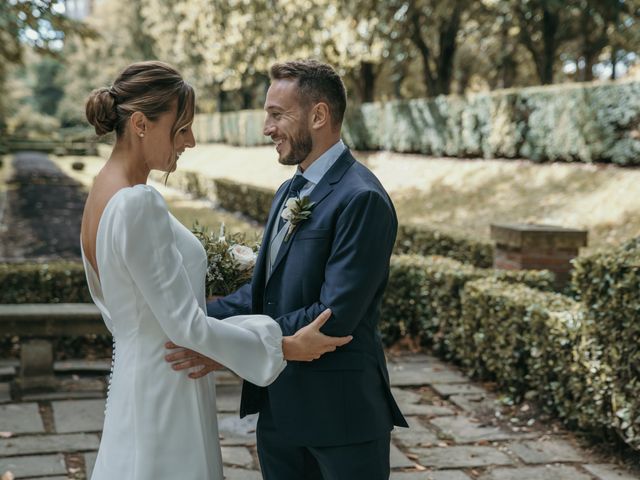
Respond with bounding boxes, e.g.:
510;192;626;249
215;370;241;385
0;403;44;434
431;415;521;443
0;366;16;378
403;403;455;416
411;445;514;469
508;439;587;464
52;399;105;433
449;394;501;416
85;451;97;478
583;464;640;480
388;354;435;364
218;414;257;446
54;360;111;373
389;363;469;387
217;384;241;413
431;383;487;397
221;446;254;468
0;454;67;477
390;442;415;469
391;471;472;480
478;465;592;480
0;383;10;403
224;467;263;480
0;433;100;456
22;390;105;402
391;387;423;404
393;417;440;448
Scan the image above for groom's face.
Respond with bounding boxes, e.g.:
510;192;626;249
263;79;313;166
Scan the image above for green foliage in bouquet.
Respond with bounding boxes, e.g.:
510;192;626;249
192;222;260;298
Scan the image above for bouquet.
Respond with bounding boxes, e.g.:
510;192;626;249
191;222;260;298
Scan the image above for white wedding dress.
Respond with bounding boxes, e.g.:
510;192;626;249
80;184;286;480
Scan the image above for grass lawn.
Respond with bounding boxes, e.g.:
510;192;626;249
53;144;640;253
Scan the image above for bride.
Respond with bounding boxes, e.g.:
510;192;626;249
80;61;351;480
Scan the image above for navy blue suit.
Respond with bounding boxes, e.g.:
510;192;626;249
208;149;407;477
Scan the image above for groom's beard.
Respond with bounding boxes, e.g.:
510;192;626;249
278;126;313;166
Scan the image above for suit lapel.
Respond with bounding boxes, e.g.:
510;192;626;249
266;149;356;285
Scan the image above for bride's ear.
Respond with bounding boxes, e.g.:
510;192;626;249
130;112;147;138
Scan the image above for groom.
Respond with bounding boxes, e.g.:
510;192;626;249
175;60;407;479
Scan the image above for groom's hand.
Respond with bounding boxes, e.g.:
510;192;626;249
164;342;225;379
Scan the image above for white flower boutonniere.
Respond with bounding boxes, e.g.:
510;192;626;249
281;196;316;242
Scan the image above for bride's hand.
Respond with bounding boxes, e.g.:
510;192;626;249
165;342;225;379
282;309;352;362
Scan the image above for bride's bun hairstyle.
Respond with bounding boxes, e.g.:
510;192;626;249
85;61;195;139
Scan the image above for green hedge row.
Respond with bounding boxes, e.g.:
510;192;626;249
192;110;271;147
193;81;640;165
379;255;555;356
459;278;613;433
395;224;493;268
570;238;640;448
0;262;91;303
213;177;494;267
213;178;274;223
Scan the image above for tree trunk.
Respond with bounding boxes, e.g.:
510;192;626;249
611;48;618;80
436;1;463;96
541;6;560;84
409;9;437;97
360;62;376;103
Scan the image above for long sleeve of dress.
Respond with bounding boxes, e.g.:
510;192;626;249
114;185;286;387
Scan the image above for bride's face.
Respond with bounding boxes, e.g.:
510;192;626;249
135;101;196;172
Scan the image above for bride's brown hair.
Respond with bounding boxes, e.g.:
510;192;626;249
85;61;195;173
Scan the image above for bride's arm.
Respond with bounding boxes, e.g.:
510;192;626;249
117;186;349;386
116;186;286;386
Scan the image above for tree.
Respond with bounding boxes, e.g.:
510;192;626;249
369;0;476;97
512;0;573;85
0;0;92;134
57;0;156;127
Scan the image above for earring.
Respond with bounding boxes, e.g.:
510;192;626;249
139;132;145;138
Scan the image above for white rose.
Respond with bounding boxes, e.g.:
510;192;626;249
229;244;257;271
281;198;297;223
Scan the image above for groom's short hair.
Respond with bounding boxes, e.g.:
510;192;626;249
270;60;347;128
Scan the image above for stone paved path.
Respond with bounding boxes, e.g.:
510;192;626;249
1;353;638;480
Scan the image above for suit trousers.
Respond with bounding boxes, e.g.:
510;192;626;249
256;398;391;480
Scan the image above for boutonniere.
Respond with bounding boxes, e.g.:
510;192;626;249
281;196;315;242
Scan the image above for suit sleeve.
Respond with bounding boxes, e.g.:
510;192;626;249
116;186;286;386
273;190;396;336
206;283;252;318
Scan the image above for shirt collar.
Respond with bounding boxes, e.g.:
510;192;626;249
297;140;346;185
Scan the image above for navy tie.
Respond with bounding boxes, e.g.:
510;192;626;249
277;174;308;232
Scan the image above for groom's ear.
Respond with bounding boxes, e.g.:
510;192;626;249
310;102;330;130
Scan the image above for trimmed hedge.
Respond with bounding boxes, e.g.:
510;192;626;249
460;279;580;398
395;223;494;268
192;110;271;146
213;177;495;267
571;237;640;448
213;178;274;223
194;81;640;165
0;262;90;303
379;255;555;354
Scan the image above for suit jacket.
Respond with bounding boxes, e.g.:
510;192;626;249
207;149;408;446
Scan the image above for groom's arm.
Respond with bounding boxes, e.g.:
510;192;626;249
273;189;396;337
206;283;252;319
